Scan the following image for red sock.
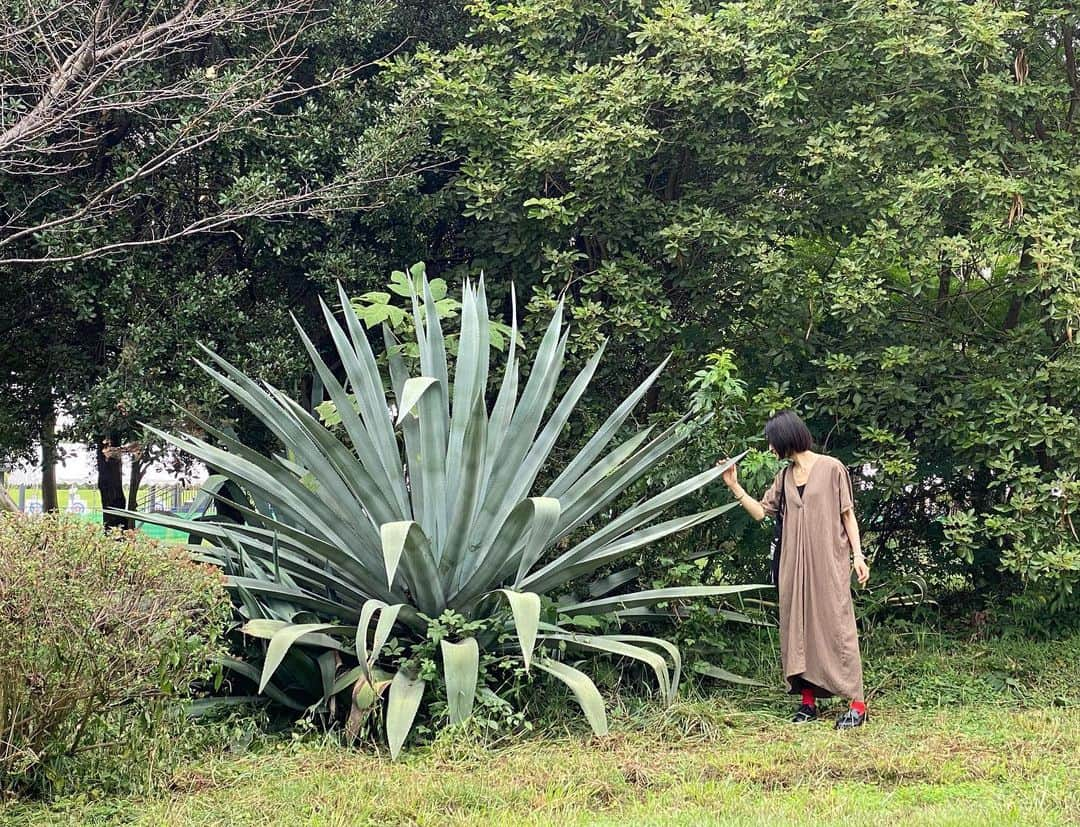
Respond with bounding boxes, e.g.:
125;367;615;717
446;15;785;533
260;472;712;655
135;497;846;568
801;688;816;707
850;700;866;714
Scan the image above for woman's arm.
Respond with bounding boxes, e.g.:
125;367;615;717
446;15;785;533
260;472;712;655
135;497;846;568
841;508;870;585
720;461;767;522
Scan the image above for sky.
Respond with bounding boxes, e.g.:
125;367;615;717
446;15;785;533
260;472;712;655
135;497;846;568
5;413;207;486
6;442;207;486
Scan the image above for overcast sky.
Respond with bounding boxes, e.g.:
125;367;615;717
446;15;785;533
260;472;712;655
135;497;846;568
5;414;207;486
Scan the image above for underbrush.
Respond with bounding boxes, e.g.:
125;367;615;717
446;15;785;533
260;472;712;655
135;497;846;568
0;514;230;800
4;548;1077;821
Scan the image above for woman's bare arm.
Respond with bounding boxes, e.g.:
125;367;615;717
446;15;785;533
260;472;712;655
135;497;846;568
720;462;766;521
842;508;869;585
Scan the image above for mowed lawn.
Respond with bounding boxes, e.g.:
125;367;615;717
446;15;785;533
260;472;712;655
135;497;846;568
9;706;1078;825
7;633;1079;826
4;488;193;543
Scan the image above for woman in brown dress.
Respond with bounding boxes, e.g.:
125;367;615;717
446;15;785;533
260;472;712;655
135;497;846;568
722;410;870;729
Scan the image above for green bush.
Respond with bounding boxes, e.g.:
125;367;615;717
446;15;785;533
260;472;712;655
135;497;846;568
131;266;762;757
0;513;230;799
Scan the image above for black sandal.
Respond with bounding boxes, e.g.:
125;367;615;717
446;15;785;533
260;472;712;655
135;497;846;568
834;708;866;729
792;703;818;723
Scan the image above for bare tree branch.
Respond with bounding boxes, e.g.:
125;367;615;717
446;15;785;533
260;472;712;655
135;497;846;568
0;0;410;265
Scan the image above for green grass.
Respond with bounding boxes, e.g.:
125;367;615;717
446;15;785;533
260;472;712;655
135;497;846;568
5;487;193;544
7;705;1077;826
6;631;1079;826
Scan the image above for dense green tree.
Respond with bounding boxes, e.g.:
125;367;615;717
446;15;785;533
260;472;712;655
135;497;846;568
0;1;468;521
404;0;1080;612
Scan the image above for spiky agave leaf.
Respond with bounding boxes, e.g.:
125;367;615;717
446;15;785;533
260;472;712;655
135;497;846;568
118;265;764;756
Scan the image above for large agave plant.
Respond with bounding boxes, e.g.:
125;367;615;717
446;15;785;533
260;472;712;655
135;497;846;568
125;267;759;756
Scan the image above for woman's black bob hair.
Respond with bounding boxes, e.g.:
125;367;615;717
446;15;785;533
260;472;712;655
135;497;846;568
764;410;814;459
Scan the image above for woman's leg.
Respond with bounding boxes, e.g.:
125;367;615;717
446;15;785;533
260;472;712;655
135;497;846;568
835;698;867;729
790;675;819;723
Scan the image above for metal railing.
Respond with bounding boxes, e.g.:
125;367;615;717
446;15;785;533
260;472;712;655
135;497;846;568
9;484;200;516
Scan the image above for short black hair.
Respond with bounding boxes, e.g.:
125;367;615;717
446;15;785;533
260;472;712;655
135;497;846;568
764;410;813;459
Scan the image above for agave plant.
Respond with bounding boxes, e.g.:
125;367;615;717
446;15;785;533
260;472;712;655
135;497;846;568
124;266;759;756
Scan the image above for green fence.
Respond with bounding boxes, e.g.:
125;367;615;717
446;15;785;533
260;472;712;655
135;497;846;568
6;486;195;544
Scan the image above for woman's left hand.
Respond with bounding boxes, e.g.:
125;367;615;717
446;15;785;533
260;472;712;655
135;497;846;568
853;556;870;586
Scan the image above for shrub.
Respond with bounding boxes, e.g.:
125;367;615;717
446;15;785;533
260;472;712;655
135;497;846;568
129;264;763;757
0;513;229;799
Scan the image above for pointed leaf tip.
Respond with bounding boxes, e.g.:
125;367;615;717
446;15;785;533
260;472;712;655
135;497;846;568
495;589;541;672
379;521;415;587
396;377;439;425
386;670;425;759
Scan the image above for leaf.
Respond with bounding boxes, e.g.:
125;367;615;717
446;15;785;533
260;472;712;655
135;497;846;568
379;521;411;587
441;638;480;725
514;496;561;584
428;278;448;301
587;567;641;598
259;623;347;693
395;377;439;425
534;658;608;736
378;521;443;615
241;619;352;653
357;599;404;684
559;584;766;615
693;662;767;687
386;670;425;759
540;632;671;704
357;291;391;305
355;304;394;328
495;589;541;672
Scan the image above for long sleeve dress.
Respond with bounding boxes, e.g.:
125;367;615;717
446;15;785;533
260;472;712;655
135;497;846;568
760;455;864;701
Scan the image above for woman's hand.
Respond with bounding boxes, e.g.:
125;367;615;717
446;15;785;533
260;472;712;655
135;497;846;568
717;458;738;489
853;555;870;586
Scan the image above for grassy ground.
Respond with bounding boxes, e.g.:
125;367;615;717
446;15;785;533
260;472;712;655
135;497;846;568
6;631;1079;826
5;487;193;543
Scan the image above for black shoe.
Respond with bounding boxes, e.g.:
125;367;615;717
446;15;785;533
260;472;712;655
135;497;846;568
792;703;818;723
834;708;866;729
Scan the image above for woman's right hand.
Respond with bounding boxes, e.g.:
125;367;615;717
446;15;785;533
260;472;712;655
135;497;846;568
718;459;738;489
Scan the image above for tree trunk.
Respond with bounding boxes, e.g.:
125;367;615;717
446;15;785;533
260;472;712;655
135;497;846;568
41;404;59;512
0;473;17;513
97;437;127;529
127;454;144;511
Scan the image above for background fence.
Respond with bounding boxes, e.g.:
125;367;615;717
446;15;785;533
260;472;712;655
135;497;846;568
6;484;202;543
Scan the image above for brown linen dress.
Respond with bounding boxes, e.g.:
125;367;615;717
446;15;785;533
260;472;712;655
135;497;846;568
760;455;864;701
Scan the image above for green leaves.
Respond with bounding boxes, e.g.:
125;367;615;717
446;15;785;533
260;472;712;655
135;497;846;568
494;589;541;672
441;638;480;725
386;671;426;760
535;659;608;736
396;378;439;425
133;268;761;754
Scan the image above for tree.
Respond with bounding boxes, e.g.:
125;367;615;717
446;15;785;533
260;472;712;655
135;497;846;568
404;0;1080;611
0;0;386;265
0;0;451;523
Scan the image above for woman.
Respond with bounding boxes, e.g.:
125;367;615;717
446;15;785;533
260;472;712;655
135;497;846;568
722;410;870;729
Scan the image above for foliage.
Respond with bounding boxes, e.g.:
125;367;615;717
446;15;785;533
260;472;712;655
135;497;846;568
400;0;1080;612
0;514;230;799
942;472;1080;616
0;0;444;523
126;269;762;757
6;627;1080;824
